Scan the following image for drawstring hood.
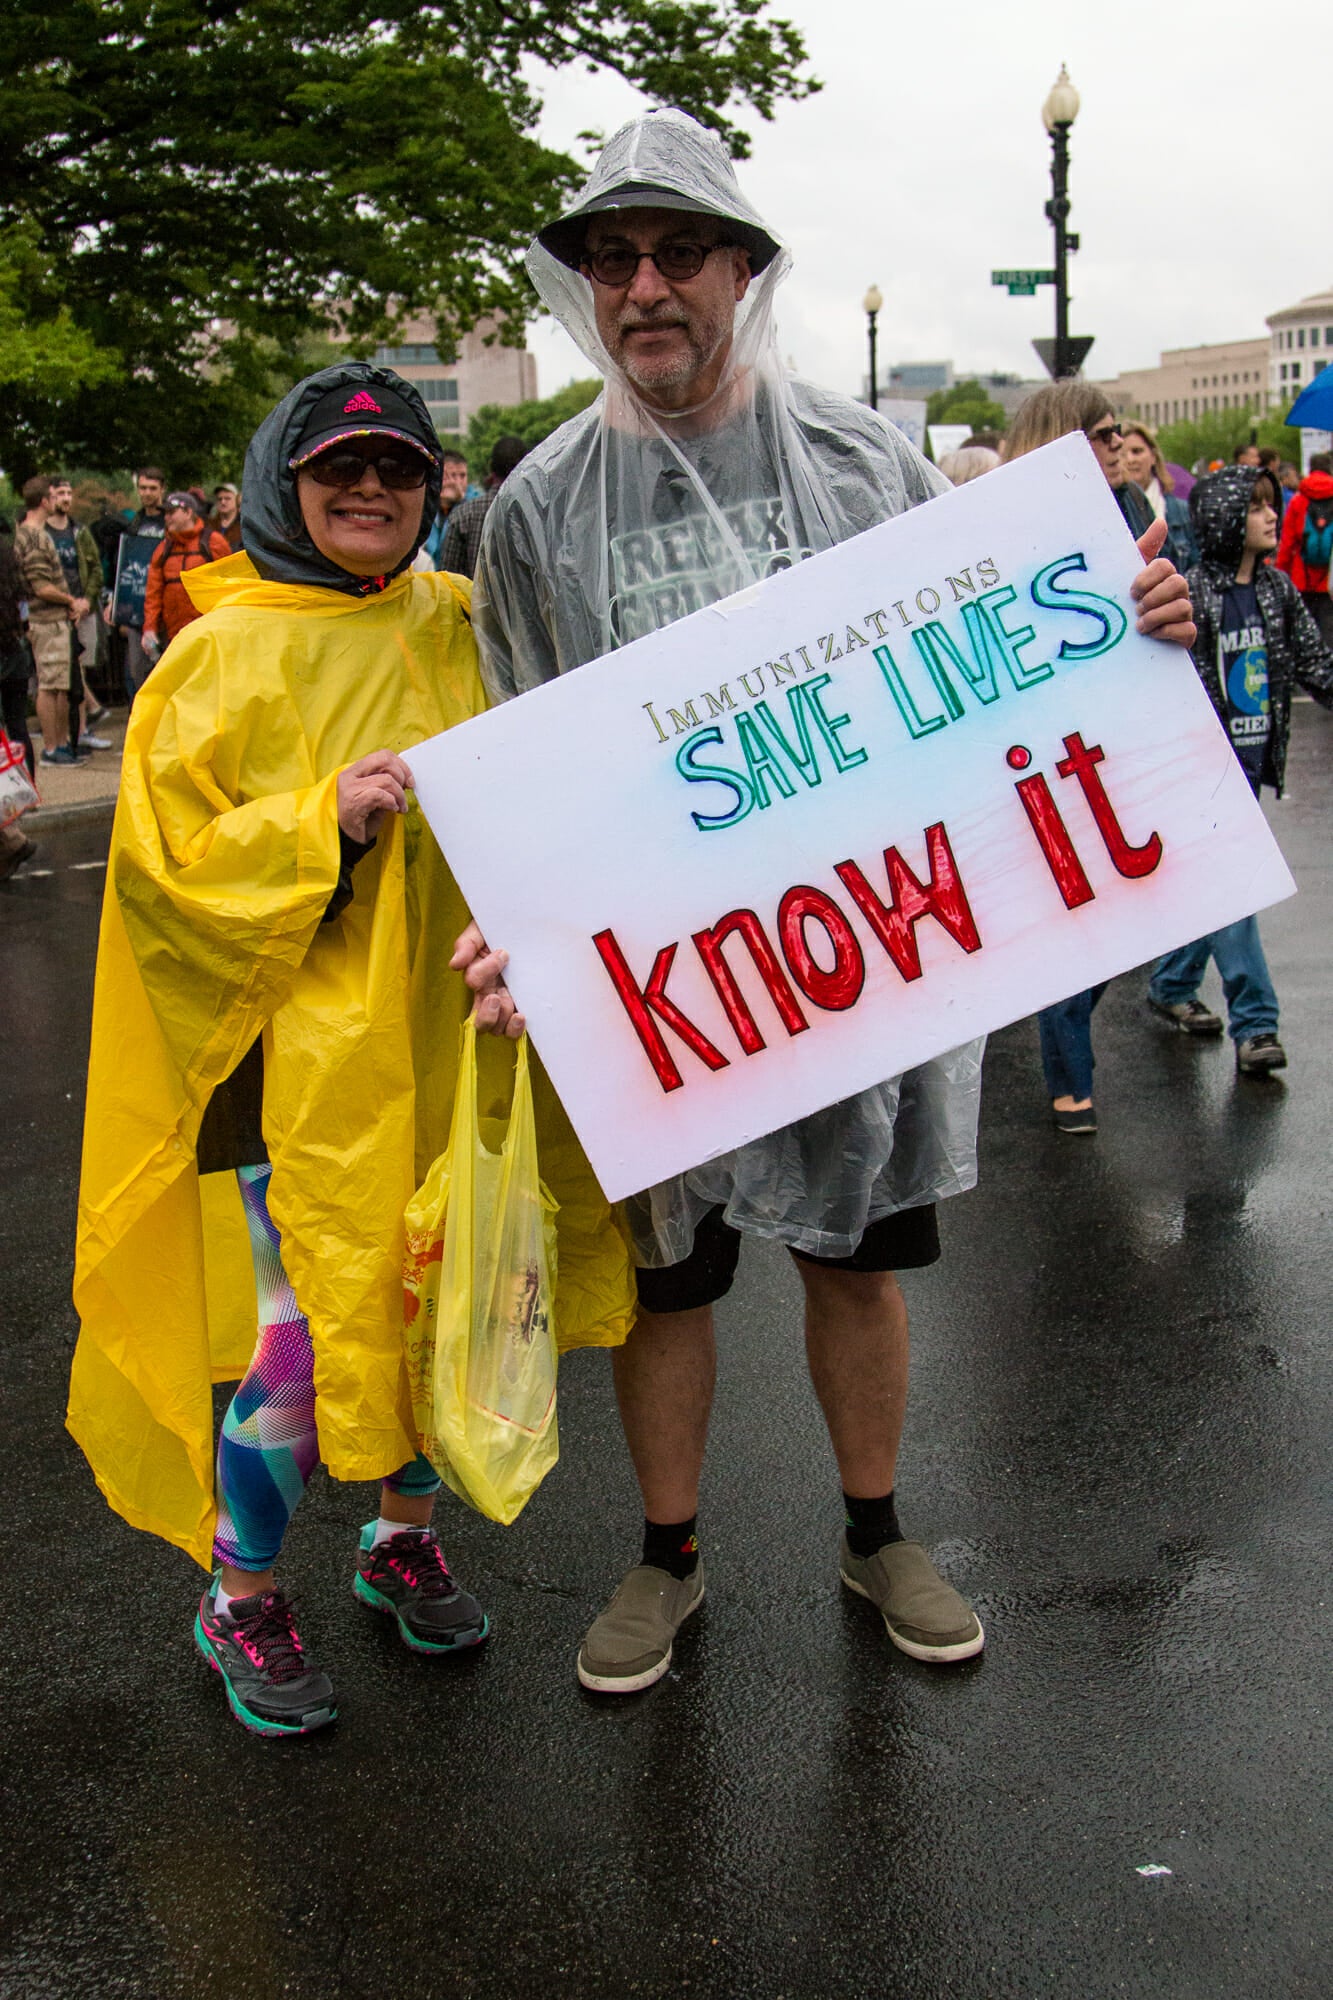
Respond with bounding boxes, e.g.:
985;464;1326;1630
535;109;782;277
1189;465;1271;579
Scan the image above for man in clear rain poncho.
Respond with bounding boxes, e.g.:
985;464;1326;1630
462;110;1196;1694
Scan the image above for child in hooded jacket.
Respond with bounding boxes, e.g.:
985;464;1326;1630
1147;464;1333;1070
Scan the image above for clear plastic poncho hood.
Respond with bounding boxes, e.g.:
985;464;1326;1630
483;108;950;675
473;110;982;1261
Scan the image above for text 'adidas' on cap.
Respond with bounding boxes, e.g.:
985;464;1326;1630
289;383;441;469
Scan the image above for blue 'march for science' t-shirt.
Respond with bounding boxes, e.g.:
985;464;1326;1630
1218;580;1269;791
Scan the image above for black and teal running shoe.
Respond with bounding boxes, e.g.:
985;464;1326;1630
194;1578;336;1736
354;1524;489;1653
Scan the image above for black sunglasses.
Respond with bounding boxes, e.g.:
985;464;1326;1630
302;447;430;492
584;241;731;287
1086;422;1123;446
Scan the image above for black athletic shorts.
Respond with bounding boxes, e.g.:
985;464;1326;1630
635;1201;940;1315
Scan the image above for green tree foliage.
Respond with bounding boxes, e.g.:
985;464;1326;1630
1157;408;1304;474
926;379;1007;436
464;379;602;479
0;224;119;399
0;1;815;480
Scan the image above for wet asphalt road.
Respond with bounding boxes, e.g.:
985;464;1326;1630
2;708;1330;2000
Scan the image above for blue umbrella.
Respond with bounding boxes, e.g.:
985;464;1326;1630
1284;372;1333;429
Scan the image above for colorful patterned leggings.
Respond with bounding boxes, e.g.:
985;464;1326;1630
213;1163;440;1573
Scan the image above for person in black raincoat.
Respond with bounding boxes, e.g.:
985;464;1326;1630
1147;463;1333;1070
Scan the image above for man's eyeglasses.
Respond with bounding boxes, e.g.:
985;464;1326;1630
301;448;430;492
1086;423;1123;446
584;242;731;287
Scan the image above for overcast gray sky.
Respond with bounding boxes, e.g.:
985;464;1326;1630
523;0;1331;400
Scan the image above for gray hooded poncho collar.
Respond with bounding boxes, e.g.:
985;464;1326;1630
242;361;443;595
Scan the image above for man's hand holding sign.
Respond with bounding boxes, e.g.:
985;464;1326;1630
424;432;1288;1201
1125;514;1196;645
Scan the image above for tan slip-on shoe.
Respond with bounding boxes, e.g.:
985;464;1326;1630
839;1536;984;1663
577;1561;706;1693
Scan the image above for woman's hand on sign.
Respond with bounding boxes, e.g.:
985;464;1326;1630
336;750;414;843
451;920;526;1040
1131;519;1196;649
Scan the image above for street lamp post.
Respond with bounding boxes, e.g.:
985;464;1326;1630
1041;66;1080;380
863;285;883;410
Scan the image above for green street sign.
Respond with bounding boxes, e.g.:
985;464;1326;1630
991;269;1056;295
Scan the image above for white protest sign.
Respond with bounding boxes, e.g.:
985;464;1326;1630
1301;428;1333;474
412;435;1295;1202
879;397;928;455
928;424;974;462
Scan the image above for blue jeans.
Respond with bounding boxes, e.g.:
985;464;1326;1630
1148;915;1278;1043
1037;983;1108;1100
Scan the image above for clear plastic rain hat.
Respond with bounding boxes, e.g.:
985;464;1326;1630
483;109;946;675
535;112;782;277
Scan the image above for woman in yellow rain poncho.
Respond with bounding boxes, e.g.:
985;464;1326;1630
70;363;632;1736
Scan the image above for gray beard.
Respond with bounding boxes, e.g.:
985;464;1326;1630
622;348;701;394
613;312;730;399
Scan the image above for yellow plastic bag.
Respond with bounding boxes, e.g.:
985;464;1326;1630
404;1021;560;1524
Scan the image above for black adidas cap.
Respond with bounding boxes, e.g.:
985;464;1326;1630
288;381;440;470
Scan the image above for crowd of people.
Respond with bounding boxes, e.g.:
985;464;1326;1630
937;394;1333;1123
0;432;532;832
0;109;1318;1739
0;437;533;882
0;467;241;818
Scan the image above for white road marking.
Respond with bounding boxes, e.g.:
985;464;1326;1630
5;860;108;883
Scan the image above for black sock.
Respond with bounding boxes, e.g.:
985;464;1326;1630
642;1515;699;1580
843;1489;902;1557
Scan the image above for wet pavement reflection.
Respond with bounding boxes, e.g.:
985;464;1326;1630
1;713;1329;1998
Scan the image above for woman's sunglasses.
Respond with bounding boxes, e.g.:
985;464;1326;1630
1086;423;1123;446
302;447;430;491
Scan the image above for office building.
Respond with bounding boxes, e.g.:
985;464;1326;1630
1097;338;1271;428
1267;284;1333;411
371;315;537;444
